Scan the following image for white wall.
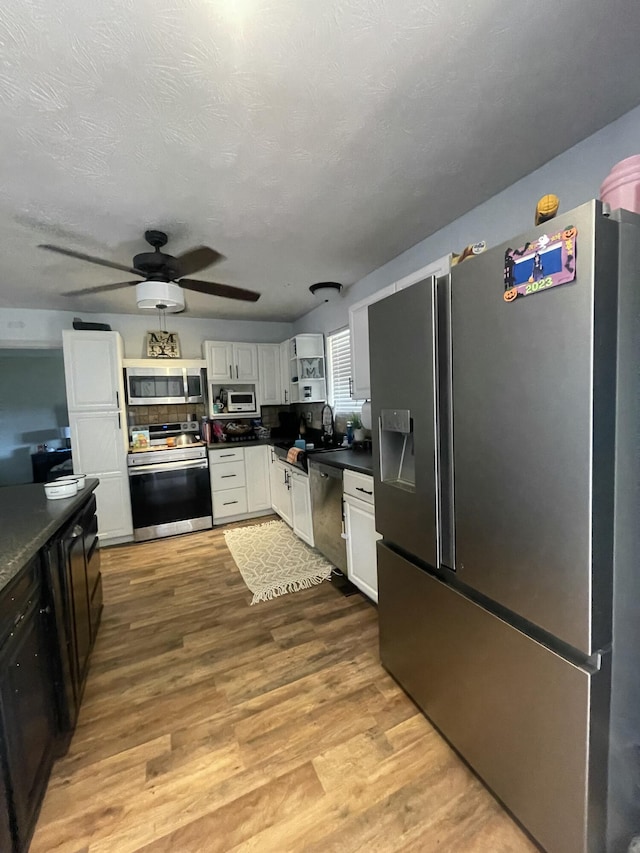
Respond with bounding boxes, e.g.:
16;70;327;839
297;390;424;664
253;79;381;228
0;307;293;357
294;103;640;335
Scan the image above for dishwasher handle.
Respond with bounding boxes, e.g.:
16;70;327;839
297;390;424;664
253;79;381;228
129;459;208;476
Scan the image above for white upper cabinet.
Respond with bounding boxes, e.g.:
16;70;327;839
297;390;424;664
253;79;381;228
234;343;259;382
204;341;259;384
205;342;233;383
289;334;326;404
258;344;283;406
280;340;290;405
349;255;451;400
349;284;395;401
63;330;124;411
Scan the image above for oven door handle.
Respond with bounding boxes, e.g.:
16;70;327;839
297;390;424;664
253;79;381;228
128;459;208;476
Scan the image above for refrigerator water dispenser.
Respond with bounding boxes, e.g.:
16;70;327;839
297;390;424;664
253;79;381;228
379;409;415;491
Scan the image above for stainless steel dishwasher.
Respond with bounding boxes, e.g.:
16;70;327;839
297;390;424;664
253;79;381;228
309;460;347;573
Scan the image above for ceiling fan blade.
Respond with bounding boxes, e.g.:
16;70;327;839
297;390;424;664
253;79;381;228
61;281;140;297
39;244;144;276
180;278;260;302
174;247;225;277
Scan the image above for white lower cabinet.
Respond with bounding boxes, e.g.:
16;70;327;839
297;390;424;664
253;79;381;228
68;410;133;543
343;471;381;602
209;445;272;523
213;487;248;519
290;469;313;547
92;473;134;542
245;446;271;512
269;453;292;527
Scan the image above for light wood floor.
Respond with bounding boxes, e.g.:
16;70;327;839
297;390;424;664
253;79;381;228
31;522;538;853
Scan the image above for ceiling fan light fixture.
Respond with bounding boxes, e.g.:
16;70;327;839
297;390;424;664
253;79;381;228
309;281;343;303
136;281;184;313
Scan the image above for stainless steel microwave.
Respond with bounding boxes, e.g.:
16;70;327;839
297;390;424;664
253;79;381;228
125;366;205;406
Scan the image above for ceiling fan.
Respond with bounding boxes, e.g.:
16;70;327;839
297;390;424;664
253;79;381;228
38;230;260;311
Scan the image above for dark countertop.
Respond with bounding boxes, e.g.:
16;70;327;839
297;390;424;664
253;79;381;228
207;439;272;450
0;479;99;594
207;439;374;475
307;449;374;476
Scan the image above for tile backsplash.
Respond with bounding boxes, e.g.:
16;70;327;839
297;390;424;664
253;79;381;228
127;403;206;427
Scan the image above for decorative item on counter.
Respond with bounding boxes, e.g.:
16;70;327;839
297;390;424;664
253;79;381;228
131;429;150;450
44;479;78;500
600;155;640;215
535;194;560;225
56;473;86;490
351;413;365;443
213;421;225;442
346;420;354;445
451;241;487;266
201;417;212;444
252;419;270;440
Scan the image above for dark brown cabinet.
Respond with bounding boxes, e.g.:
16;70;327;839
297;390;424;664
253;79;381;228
0;557;56;852
0;488;103;852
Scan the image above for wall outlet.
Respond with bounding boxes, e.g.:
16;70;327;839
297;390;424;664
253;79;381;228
305;411;312;423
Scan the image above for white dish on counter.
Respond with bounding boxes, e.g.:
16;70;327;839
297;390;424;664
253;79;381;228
56;473;86;490
44;479;78;500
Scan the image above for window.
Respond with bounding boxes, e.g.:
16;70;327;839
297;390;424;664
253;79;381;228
327;328;362;417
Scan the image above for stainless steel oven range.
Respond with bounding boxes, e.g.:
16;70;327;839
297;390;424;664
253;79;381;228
127;422;212;542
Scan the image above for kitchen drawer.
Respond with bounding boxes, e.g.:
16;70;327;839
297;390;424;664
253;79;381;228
344;470;375;504
209;447;245;465
213;487;248;519
210;460;246;490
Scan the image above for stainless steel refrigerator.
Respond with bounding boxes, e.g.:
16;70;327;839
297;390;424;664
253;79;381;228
369;200;640;853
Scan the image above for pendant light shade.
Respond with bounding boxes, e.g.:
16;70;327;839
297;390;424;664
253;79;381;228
309;281;343;303
136;281;185;313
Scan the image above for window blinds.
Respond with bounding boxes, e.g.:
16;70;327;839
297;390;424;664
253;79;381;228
327;328;363;417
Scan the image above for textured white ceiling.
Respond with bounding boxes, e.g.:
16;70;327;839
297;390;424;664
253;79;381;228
0;0;640;321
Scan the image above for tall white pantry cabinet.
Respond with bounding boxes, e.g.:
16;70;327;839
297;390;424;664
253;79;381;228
62;331;133;544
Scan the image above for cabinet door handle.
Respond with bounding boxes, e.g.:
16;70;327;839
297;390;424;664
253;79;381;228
284;390;288;403
117;412;121;430
229;365;233;378
39;605;51;615
221;474;236;479
223;500;238;506
356;487;373;495
236;365;239;379
116;390;119;408
71;525;83;538
220;453;235;458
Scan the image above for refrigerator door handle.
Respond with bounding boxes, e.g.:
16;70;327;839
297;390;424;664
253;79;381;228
435;273;455;571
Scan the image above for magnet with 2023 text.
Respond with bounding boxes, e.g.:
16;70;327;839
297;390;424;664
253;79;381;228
503;227;577;303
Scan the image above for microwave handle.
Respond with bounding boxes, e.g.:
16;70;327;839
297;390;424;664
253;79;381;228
182;368;189;403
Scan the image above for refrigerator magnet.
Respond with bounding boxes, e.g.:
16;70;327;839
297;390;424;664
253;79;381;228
503;227;577;302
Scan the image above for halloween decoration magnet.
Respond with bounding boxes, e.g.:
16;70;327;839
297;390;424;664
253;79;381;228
503;227;577;303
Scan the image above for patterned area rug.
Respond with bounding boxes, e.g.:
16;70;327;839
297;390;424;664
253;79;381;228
224;520;333;604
